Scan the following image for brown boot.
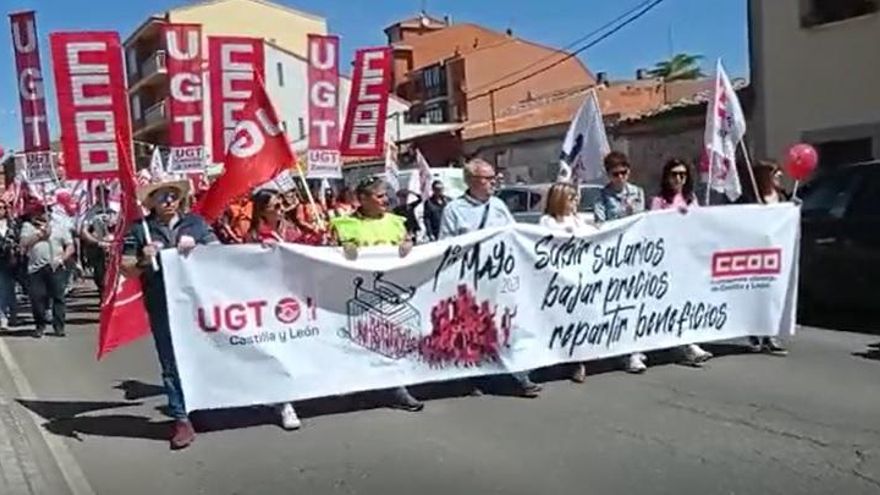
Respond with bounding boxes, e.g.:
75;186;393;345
170;419;196;450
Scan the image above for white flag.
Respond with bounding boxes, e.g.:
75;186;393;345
559;89;610;184
703;60;745;201
149;147;166;181
415;148;432;198
384;141;400;193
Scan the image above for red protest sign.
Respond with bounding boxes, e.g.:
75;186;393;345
165;24;206;174
340;47;392;157
208;36;264;164
50;32;132;180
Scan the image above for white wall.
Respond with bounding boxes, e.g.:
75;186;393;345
205;43;411;165
751;0;880;162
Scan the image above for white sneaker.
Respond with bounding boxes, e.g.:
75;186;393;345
279;402;301;431
682;344;713;366
625;353;647;374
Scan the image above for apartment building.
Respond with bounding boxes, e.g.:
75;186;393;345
749;0;880;167
124;0;327;161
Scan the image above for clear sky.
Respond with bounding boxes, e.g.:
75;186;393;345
0;0;748;154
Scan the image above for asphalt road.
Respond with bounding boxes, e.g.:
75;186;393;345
1;287;879;495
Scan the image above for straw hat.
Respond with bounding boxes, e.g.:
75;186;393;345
137;179;190;208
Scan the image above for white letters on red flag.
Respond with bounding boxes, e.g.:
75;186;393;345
9;11;53;182
196;79;293;222
702;60;745;202
307;34;342;178
165;24;206;174
340;47;392;157
208;36;265;164
50;32;132;180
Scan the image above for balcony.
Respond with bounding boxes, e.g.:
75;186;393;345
134;99;168;136
129;50;167;93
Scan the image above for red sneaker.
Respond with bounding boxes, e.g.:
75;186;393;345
170;420;196;450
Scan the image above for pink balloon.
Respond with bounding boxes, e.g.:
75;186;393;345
0;145;5;157
784;143;818;181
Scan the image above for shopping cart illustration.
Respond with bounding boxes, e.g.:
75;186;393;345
340;273;422;360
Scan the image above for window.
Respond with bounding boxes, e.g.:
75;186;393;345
276;62;284;87
800;170;859;219
578;186;602;213
422;103;447;124
498;189;530;213
846;169;880;218
816;138;874;169
298;117;305;140
802;0;878;27
421;64;447;100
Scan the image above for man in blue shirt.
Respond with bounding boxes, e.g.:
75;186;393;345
439;159;541;398
593;151;646;223
122;180;218;450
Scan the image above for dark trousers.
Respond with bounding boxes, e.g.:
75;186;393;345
145;293;188;420
87;249;107;299
28;265;67;333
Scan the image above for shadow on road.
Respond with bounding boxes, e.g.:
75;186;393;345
799;309;880;335
15;399;171;442
852;341;880;362
114;380;165;401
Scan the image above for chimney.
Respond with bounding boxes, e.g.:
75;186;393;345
505;28;513;37
597;72;608;86
636;68;649;80
444;14;452;25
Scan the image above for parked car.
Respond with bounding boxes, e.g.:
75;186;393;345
497;183;604;224
799;160;880;310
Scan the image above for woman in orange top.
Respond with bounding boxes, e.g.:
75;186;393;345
293;187;330;245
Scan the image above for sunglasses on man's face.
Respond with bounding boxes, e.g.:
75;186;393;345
152;191;180;205
610;169;629;178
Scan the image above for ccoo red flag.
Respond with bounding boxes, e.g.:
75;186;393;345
195;79;293;222
97;134;150;359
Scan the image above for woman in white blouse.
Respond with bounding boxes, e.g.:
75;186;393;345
539;183;596;383
539;183;596;233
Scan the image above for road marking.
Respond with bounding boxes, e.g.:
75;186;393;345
0;337;97;495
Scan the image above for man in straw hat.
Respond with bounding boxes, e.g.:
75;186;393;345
121;178;219;450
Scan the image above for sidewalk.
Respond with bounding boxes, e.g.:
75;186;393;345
0;333;76;495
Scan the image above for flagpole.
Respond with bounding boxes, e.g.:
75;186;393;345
738;141;762;202
704;153;714;206
293;158;326;232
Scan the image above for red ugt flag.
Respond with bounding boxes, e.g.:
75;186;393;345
195;78;294;222
97;134;150;359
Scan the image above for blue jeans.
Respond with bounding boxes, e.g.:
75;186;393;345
145;294;188;420
0;269;15;319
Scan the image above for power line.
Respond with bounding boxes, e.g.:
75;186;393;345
466;0;658;95
468;0;667;103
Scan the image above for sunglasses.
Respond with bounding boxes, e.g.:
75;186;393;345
610;169;629;178
669;171;688;179
152;191;180;205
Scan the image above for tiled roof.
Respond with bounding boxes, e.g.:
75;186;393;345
463;78;739;140
617;78;749;124
392;23;512;69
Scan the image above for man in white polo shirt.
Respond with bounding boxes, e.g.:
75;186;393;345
439;158;541;398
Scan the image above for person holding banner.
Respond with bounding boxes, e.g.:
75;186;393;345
593;151;646;223
649;159;714;368
0;200;20;330
592;152;649;373
439;159;542;398
122;179;219;449
539;182;597;383
748;161;789;356
249;189;304;245
330;177;424;412
20;202;75;338
247;188;304;429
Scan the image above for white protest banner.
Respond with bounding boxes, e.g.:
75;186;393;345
163;204;799;412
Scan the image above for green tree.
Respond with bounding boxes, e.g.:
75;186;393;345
647;53;706;81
